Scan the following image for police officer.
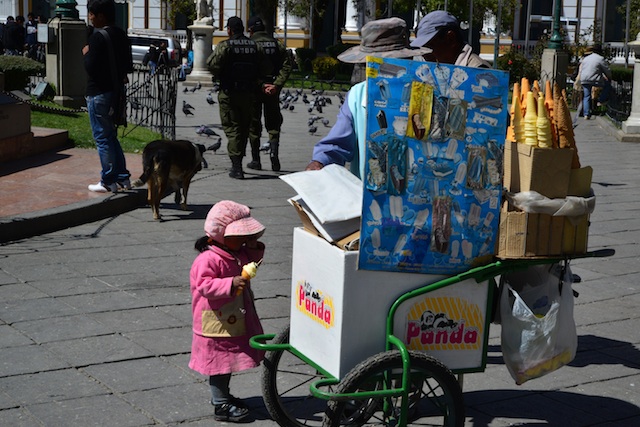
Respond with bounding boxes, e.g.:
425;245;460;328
207;16;271;179
246;16;292;172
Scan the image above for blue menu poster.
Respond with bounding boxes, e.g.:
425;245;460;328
358;57;509;274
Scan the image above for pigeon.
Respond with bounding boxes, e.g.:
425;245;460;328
302;94;310;104
195;81;202;90
190;85;198;93
207;140;222;153
183;105;194;116
197;125;219;137
288;104;294;111
321;118;330;127
308;126;317;134
129;99;141;110
206;93;215;105
183;86;189;93
183;100;195;110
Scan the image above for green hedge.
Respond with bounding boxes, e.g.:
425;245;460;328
610;65;633;83
496;49;539;85
0;56;45;91
311;56;339;80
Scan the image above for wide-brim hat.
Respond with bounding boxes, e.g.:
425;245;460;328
410;10;459;48
337;17;431;64
205;200;265;244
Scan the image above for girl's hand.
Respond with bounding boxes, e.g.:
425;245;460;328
231;275;248;296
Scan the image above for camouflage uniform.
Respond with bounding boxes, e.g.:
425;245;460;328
207;31;270;179
247;30;292;172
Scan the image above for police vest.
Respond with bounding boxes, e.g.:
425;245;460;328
220;37;260;92
255;39;282;79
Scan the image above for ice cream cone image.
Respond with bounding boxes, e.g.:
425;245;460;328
536;95;552;148
524;91;538;146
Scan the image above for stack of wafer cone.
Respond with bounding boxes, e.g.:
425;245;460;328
524;91;538;146
543;80;558;148
506;83;521;142
553;82;581;168
520;77;530;118
536;95;553;148
513;95;525;143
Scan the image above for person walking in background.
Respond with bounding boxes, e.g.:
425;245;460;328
3;15;25;56
207;16;271;179
144;43;158;75
83;0;133;193
578;44;611;120
246;16;292;172
25;13;38;59
411;10;490;68
305;17;429;178
189;200;266;422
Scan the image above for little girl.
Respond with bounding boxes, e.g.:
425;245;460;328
189;200;265;422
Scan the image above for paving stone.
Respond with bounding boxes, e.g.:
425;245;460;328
0;407;42;426
0;345;69;376
88;307;184;333
26;394;153;426
0;324;34;347
43;334;153;366
83;357;193;393
0;369;108;404
0;296;78;323
12;314;115;343
27;277;117;297
123;327;191;356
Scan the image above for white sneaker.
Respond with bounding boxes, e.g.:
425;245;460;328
88;182;118;193
118;179;132;190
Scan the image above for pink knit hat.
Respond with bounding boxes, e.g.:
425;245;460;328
204;200;265;244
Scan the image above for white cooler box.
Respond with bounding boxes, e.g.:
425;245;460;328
290;228;493;379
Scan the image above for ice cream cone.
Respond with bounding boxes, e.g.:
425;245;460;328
513;96;525;143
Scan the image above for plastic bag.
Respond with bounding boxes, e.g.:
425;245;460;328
500;263;577;385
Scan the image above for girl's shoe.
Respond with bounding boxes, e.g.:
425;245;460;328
213;401;249;422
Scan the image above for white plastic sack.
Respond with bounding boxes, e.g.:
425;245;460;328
507;191;595;220
500;264;577;385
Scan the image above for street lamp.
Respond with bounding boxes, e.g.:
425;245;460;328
547;0;563;50
54;0;79;20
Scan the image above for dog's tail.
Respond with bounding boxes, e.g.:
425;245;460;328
132;158;155;188
131;178;145;188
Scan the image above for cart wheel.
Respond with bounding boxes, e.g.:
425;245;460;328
261;326;328;427
324;351;464;427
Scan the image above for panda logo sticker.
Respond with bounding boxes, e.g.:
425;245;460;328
405;297;482;351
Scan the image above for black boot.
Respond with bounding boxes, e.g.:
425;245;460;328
269;140;280;172
246;146;261;170
229;156;244;179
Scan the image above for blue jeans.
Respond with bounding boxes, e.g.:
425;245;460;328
582;81;611;118
86;92;130;185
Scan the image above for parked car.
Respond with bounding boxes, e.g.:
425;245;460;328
128;32;183;66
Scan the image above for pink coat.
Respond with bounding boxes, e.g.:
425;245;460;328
188;243;265;376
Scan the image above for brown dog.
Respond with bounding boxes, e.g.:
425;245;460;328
132;139;206;220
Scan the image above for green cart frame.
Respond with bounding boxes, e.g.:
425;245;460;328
250;249;614;427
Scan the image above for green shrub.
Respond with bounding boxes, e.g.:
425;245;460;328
610;66;633;83
0;56;45;91
496;48;539;85
295;48;317;73
311;56;339;80
325;43;352;59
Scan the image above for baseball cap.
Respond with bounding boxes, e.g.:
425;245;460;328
226;16;244;33
248;16;265;31
337;17;430;64
411;11;459;47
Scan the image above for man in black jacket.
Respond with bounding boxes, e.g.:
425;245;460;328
3;15;25;56
83;0;133;193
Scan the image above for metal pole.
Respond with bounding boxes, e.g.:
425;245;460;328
444;0;448;12
284;2;288;48
334;0;340;45
525;0;532;58
625;0;631;67
493;0;502;68
388;0;392;17
548;0;563;50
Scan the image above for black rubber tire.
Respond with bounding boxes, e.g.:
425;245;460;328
324;350;465;427
261;326;328;427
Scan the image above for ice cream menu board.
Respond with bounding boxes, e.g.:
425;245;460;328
358;57;509;274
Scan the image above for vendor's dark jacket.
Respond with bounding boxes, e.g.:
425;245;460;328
207;33;272;92
3;20;25;51
84;25;133;97
250;30;292;87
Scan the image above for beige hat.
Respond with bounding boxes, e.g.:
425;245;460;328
337;17;431;64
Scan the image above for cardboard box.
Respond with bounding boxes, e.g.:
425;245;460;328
290;227;491;379
497;204;589;258
503;142;574;199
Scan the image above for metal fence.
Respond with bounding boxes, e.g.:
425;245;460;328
605;80;632;127
124;63;178;140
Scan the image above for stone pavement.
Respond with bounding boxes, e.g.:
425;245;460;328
0;84;639;426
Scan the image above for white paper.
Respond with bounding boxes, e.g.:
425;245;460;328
280;164;363;223
288;196;360;242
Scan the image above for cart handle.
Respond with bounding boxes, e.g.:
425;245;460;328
249;334;286;351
